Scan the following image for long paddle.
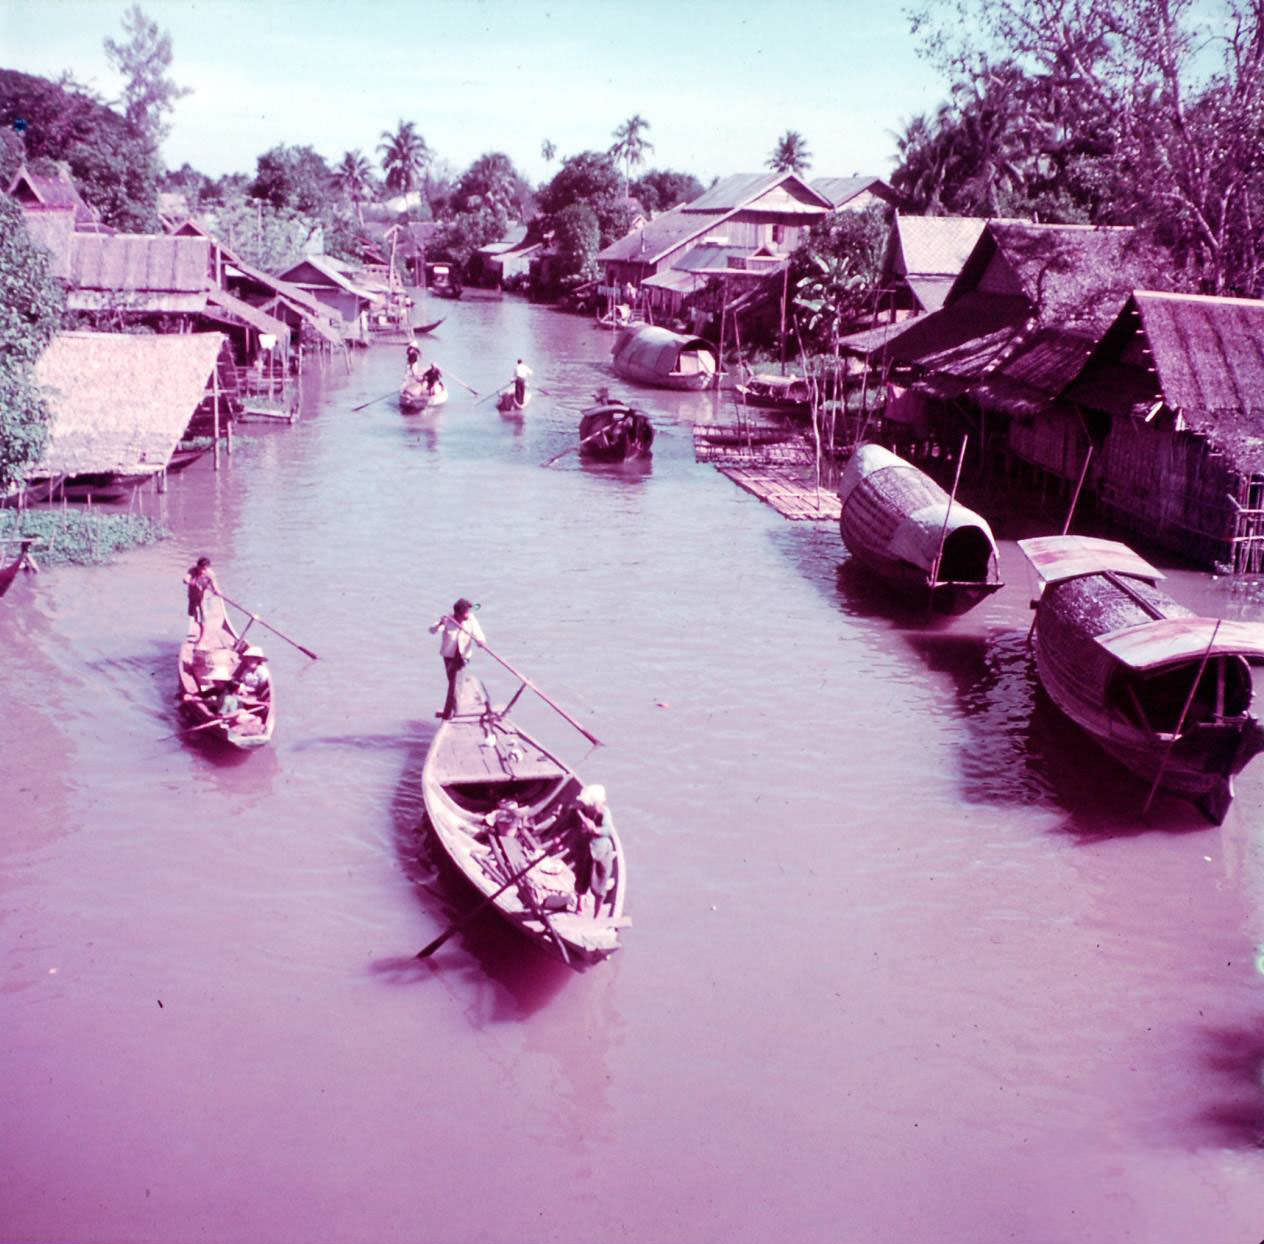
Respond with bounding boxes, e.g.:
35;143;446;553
476;380;516;406
489;833;570;965
431;363;478;396
415;838;567;959
213;591;319;660
351;389;398;412
541;416;628;468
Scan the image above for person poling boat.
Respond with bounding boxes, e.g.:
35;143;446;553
429;598;486;719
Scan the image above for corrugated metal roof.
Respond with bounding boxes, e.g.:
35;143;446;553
205;287;292;344
1018;535;1164;585
642;268;701;294
810;176;886;208
69;233;210;292
1097;617;1264;669
280;253;383;302
32;331;225;476
597;209;730;264
685;173;784;212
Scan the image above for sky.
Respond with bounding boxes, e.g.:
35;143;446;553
2;0;956;186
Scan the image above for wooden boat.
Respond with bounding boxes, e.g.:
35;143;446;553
421;671;627;967
579;400;655;461
0;538;37;599
177;606;275;750
414;317;444;335
1021;535;1264;822
838;443;1002;614
611;325;716;390
496;387;532;414
399;379;449;413
736;372;813;414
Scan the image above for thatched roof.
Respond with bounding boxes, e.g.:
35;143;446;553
20;205;75;278
66;234;211;312
32;332;226;477
8;165;104;229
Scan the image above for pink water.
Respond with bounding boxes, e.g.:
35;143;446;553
4;298;1264;1243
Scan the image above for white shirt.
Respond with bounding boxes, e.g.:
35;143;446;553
514;362;532;380
432;614;485;659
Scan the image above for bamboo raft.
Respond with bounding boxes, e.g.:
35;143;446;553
718;467;842;521
692;423;814;467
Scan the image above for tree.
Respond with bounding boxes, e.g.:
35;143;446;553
451;151;531;221
378;120;430;207
540;138;557;163
250;144;331;215
537;151;633;246
0;68;159;230
0;196;65;492
630;168;704;213
333;149;374;223
103;4;190;149
551;202;601;283
789;205;887;354
609;114;653;195
768;131;812;174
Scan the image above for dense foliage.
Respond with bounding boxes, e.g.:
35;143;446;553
0;195;65;493
630;169;704;213
898;0;1264;295
250;144;332;215
789;205;888;353
0;68;158;230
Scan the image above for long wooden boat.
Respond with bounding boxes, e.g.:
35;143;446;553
611;325;717;390
0;539;37;599
736;372;813;414
177;609;275;750
496;388;532;414
838;443;1002;614
578;401;655;462
1020;534;1264;822
399;379;449;413
421;672;627;967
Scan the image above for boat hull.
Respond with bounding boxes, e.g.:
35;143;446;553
177;615;275;750
399;380;449;412
420;673;626;967
497;389;532;414
838;443;1002;614
578;405;654;461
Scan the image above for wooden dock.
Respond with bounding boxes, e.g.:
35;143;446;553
717;466;841;521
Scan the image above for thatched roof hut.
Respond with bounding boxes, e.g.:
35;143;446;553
31;331;227;478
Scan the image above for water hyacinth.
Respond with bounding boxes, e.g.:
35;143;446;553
0;510;169;566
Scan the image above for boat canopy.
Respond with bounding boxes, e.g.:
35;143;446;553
1019;535;1164;586
1096;617;1264;671
613;326;716;377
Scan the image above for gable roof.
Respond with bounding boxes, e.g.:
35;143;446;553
279;253;382;302
892;215;992;278
69;234;210;292
597;208;731;265
32;332;226;477
809;176;896;209
8;165;104;230
685;171;832;214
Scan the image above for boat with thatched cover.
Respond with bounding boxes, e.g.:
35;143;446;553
421;671;627;968
736;372;813;414
399;378;449;413
578;399;655;461
838;443;1002;613
1020;534;1264;822
177;606;275;750
611;325;716;390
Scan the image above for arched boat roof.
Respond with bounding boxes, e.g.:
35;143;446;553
1096;617;1264;671
1019;535;1164;585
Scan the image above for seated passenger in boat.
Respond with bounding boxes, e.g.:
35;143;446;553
234;647;271;700
483;798;535;844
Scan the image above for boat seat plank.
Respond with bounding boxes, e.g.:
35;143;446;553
429;721;565;784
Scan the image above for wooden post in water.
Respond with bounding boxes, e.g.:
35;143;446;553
928;433;969;600
779;263;789;375
1062;444;1093;535
212;364;221;471
715;275;728;391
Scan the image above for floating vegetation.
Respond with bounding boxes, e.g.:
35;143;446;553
0;510;170;567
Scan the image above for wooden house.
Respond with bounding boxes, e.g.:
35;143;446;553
877;214;992;320
278;254;384;338
1062;291;1264;571
64;233;212;316
7;164;110;232
809;176;902;214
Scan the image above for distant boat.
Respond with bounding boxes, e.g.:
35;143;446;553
177;615;275;751
1021;534;1264;823
838;443;1002;614
421;672;627;967
578;399;655;461
736;372;813;414
413;317;445;335
497;388;532;414
611;325;717;390
399;378;449;413
0;538;37;599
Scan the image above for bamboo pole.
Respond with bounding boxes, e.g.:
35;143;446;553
928;433;969;602
1061;444;1094;536
212;364;221;471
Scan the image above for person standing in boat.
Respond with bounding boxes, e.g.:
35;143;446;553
422;362;442;393
513;358;532;405
184;555;218;648
574;785;616;908
429;598;485;719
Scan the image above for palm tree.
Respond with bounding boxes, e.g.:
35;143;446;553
767;131;812;175
540;138;557;164
333;149;373;224
378;120;431;210
609;114;654;198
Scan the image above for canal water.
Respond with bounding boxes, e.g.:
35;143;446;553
4;296;1264;1244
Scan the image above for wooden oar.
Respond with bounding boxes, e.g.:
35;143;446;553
415;839;567;959
489;834;570;965
351;389;398;412
213;591;318;660
541;416;627;468
432;364;478;396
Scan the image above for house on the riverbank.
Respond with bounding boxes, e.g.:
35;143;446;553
877;214;993;320
277;254;383;340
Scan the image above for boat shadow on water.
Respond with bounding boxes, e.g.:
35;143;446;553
369;720;573;1021
1185;1022;1264;1148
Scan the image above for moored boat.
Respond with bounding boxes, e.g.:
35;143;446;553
611;325;716;390
399;378;449;413
177;605;275;750
838;443;1002;614
578;400;655;461
421;671;627;967
736;372;813;414
1020;534;1264;822
0;538;37;599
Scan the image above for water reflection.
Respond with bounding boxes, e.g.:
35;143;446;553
1190;1023;1264;1147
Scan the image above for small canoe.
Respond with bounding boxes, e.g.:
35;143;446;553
413;317;444;335
399;379;449;413
0;539;37;599
838;443;1002;614
578;401;655;461
736;373;813;414
611;325;716;390
1021;534;1264;822
177;608;275;750
421;672;627;967
496;388;532;414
